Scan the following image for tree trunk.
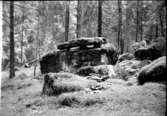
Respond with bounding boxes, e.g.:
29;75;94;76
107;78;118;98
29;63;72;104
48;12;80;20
41;1;46;56
65;1;70;41
159;9;164;37
76;0;82;38
135;0;139;42
164;1;166;38
9;1;15;78
125;1;130;52
34;3;40;78
155;0;161;39
98;0;102;37
140;1;143;41
117;0;123;53
21;3;25;65
155;24;159;38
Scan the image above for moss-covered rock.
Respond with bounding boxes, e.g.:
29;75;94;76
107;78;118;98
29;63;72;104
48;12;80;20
137;56;166;85
134;37;166;61
134;47;161;61
76;65;116;78
42;72;97;96
115;59;151;81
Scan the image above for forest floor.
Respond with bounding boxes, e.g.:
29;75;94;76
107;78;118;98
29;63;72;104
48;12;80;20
0;65;166;116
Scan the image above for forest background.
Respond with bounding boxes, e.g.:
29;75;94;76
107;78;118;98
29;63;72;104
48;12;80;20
1;1;166;71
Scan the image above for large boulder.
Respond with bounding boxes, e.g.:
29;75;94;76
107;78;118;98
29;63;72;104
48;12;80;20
134;47;161;61
40;51;61;74
101;43;118;65
76;65;116;82
151;37;166;56
76;65;116;77
131;40;147;53
137;56;166;85
76;66;95;76
131;60;151;69
114;59;151;81
42;72;97;96
134;37;166;61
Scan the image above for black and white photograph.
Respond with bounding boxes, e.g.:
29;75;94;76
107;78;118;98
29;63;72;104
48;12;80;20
0;0;166;116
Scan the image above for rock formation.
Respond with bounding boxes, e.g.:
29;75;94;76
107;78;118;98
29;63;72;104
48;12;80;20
40;37;118;74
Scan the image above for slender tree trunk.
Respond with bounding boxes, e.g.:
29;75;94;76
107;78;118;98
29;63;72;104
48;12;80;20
34;3;40;78
155;0;160;39
140;22;143;41
155;24;159;38
140;1;143;41
118;0;123;53
41;1;46;56
164;0;166;36
135;0;139;42
9;1;15;78
155;2;159;40
125;1;130;52
117;0;120;48
159;9;164;37
164;5;166;38
21;4;25;65
65;1;70;41
34;25;39;77
98;0;102;37
76;0;82;38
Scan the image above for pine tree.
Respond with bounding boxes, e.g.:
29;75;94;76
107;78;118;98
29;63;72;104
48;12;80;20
76;0;82;38
98;0;102;37
9;1;15;78
117;0;123;53
21;2;25;65
135;0;139;42
65;1;70;41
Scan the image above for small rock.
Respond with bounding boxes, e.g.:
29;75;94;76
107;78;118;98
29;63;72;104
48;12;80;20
118;53;134;63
